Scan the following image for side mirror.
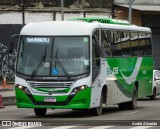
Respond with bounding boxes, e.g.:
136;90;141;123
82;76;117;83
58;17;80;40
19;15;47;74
9;34;19;53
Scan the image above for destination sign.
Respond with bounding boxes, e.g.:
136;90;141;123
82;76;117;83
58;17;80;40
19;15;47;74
26;37;51;43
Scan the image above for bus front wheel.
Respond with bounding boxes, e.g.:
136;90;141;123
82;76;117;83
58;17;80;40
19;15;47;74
91;94;103;116
34;108;47;116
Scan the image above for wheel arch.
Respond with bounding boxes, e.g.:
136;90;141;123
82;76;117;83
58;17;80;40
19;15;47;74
101;85;108;104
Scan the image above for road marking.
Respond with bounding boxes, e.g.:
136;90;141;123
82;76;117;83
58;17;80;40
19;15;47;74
27;113;35;116
50;126;77;129
122;111;139;116
89;126;114;129
130;126;154;129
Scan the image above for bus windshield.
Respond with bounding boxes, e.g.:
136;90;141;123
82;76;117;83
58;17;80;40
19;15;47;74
17;36;90;77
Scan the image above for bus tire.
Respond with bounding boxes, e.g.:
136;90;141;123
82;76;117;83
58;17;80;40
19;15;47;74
127;86;138;110
34;108;47;116
91;93;103;116
150;88;156;100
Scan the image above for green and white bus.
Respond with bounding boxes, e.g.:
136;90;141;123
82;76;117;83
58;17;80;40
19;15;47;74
14;18;153;116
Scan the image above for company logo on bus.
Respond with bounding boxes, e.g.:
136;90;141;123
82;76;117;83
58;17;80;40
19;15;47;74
27;38;50;43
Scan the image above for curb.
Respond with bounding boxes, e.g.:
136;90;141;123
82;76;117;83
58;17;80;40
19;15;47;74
2;96;16;106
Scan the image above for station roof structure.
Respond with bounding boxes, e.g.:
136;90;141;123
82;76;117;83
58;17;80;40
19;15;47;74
114;0;160;12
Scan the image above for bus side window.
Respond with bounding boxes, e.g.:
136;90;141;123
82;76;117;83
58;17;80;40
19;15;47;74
112;30;122;57
130;31;139;56
138;32;146;56
101;30;112;57
121;31;131;57
92;29;100;82
144;32;152;56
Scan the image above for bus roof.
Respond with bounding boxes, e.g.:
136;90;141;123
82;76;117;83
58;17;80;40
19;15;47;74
20;21;98;36
20;21;151;36
69;17;130;25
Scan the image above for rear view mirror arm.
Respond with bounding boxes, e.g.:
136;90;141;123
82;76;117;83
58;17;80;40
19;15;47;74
9;34;20;53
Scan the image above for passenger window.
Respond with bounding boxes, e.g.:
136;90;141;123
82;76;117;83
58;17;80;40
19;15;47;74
92;29;100;82
111;30;122;57
144;32;152;56
130;31;139;56
121;31;131;57
138;32;152;56
101;30;112;57
113;31;121;43
121;31;130;41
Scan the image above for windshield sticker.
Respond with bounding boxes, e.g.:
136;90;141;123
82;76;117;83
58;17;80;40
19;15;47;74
52;68;59;76
43;62;50;67
26;38;50;43
83;38;88;42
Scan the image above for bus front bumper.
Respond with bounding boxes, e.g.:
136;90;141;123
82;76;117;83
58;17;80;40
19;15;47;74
15;87;91;109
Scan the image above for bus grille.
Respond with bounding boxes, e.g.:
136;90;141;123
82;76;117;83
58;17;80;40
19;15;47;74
27;81;74;88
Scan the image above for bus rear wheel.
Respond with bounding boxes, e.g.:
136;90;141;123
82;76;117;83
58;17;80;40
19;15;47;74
34;108;47;116
127;86;138;110
150;88;156;100
119;87;137;110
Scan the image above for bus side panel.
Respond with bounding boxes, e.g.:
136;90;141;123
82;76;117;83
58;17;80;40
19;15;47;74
107;57;153;99
90;57;132;108
137;57;153;98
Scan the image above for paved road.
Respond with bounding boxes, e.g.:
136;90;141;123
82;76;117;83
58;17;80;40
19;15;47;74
0;96;160;129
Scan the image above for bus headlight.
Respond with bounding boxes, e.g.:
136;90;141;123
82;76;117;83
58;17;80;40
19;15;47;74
16;84;31;94
71;85;88;95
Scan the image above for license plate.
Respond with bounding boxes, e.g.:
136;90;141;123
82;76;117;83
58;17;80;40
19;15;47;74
44;97;56;102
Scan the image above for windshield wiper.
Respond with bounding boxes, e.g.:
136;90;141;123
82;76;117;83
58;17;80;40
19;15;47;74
54;48;70;80
31;46;47;78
